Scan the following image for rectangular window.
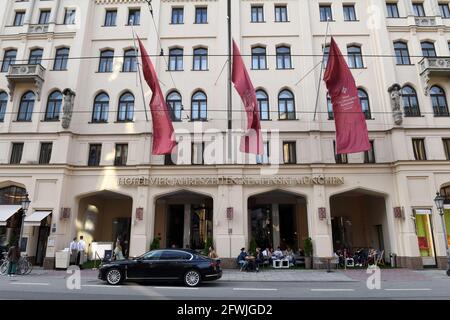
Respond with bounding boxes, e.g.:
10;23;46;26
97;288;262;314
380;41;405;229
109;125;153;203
38;10;51;24
412;138;427;160
443;139;450;160
319;5;333;21
334;141;348;164
256;142;270;164
104;10;117;26
343;5;357;21
88;144;102;167
10;143;24;164
440;3;450;18
275;5;288;22
39;142;52;164
114;144;128;166
128;9;140;25
171;7;184;24
13;11;25;26
195;7;207;24
191;142;204;165
64;9;76;25
164;153;177;165
251;6;264;22
413;3;425;17
394;42;411;65
386;3;400;18
1;50;17;73
53;48;69;71
283;141;297;164
364;141;376;164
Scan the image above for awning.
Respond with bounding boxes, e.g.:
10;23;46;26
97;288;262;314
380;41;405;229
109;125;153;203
0;205;21;226
24;211;52;227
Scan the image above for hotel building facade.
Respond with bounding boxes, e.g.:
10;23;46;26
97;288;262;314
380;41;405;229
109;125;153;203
0;0;450;269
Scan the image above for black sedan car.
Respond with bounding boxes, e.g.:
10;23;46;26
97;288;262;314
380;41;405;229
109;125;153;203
98;248;222;287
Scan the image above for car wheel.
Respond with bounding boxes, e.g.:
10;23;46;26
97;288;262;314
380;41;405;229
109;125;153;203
106;268;122;285
184;269;201;287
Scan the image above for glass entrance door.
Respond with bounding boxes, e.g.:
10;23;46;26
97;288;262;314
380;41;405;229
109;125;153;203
190;205;212;250
414;209;437;266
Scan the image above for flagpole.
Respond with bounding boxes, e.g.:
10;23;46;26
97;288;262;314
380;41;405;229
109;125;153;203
227;0;232;163
131;26;149;122
313;19;331;121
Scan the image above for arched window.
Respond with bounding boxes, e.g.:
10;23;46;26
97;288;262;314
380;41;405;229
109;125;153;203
191;91;207;121
29;48;43;65
1;49;17;72
0;186;27;205
0;91;7;122
117;92;134;122
402;85;421;117
394;41;410;65
193;47;208;71
18;91;35;121
167;91;182;121
45;91;62;121
92;93;109;123
169;48;183;71
123;49;137;72
276;46;292;69
252;47;267;70
358;89;371;120
99;50;114;72
278;89;295;120
326;93;333;120
430;86;449;117
347;45;363;68
53;47;69;70
421;41;436;57
256;90;269;120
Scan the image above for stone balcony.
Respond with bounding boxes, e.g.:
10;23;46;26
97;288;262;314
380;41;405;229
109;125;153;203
6;64;46;101
418;57;450;95
27;24;50;34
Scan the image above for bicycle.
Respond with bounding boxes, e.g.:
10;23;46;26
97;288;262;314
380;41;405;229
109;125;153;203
0;253;33;275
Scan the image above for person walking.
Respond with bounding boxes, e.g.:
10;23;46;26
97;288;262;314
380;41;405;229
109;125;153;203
69;237;78;265
7;245;20;277
208;246;218;259
77;236;86;269
114;238;125;260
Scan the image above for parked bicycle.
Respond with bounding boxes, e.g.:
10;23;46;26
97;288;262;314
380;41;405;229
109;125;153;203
0;253;33;276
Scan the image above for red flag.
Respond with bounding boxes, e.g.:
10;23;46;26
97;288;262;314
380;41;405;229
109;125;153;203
138;37;176;155
232;40;264;155
323;37;371;154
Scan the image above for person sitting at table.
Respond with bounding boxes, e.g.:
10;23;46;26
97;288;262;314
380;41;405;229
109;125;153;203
255;248;264;272
284;246;296;266
237;248;248;271
273;246;284;260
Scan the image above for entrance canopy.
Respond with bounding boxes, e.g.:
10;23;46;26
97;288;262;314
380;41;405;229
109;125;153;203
24;211;52;227
0;205;21;226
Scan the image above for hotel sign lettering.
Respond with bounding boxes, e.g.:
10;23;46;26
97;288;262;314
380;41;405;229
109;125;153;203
118;176;344;187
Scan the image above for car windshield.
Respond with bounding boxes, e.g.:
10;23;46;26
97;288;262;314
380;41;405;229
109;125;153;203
140;250;162;260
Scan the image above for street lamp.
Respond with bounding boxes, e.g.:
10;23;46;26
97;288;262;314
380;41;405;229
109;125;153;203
18;194;30;252
433;192;450;276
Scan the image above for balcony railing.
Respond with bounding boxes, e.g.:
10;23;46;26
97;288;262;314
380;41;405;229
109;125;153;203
415;17;437;27
6;64;46;101
27;24;49;34
418;57;450;95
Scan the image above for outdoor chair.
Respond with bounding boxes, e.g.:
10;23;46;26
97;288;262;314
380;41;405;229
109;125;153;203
375;250;385;266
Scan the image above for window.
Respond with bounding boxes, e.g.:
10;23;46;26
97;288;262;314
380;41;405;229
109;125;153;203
13;11;25;26
169;48;183;71
92;93;109;123
1;49;17;72
164;153;176;165
191;91;207;121
443;139;450;160
276;46;292;69
99;50;114;72
195;7;207;24
283;141;297;164
39;10;51;24
278;89;295;120
319;5;333;21
88;144;102;167
161;251;192;260
117;92;134;122
17;91;35;121
275;5;288;22
123;49;137;72
251;6;264;22
251;47;267;70
191;142;204;165
64;9;76;24
364;141;375;164
256;141;270;164
0;91;7;122
167;91;182;121
358;89;371;120
104;10;117;26
327;94;334;119
343;5;357;21
413;3;425;17
440;3;450;18
347;45;364;68
128;9;140;25
394;41;411;65
421;42;436;57
53;48;69;70
412;138;427;160
28;48;43;65
334;141;348;164
142;250;162;260
430;86;449;117
10;143;24;164
193;48;208;71
39;143;52;164
402;85;421;117
171;7;184;24
256;90;269;120
323;45;330;67
114;144;128;166
386;3;400;18
45;91;62;121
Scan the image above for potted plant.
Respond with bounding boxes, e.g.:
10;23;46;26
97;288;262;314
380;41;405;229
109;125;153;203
249;238;257;256
203;237;213;256
150;237;160;250
304;237;313;269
